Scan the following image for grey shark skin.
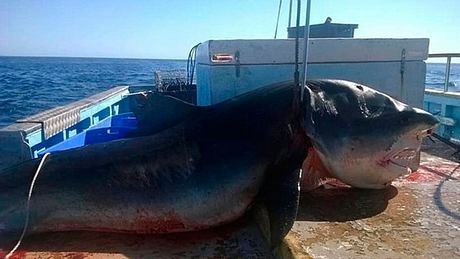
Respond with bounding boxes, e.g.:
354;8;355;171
0;79;437;249
301;80;439;189
0;82;307;249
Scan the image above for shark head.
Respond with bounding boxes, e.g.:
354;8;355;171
302;80;439;189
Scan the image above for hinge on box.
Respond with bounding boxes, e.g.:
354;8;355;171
235;51;241;78
400;48;406;101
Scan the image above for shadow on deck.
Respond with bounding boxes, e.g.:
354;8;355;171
297;186;398;222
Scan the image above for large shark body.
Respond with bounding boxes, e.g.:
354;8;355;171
0;80;438;249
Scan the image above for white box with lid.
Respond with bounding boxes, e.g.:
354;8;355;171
195;38;429;107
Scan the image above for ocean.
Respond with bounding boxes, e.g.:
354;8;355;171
0;57;186;127
426;62;460;91
0;56;459;127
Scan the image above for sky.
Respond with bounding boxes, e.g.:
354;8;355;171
1;0;459;59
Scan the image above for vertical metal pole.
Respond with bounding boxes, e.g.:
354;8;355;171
294;0;301;87
288;0;293;28
444;56;452;92
274;0;283;39
300;0;311;102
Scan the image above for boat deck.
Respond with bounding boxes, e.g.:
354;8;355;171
1;140;459;258
284;139;460;258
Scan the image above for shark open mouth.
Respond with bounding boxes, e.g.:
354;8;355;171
388;148;418;173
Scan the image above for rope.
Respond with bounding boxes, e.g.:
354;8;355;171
5;153;50;259
274;0;283;39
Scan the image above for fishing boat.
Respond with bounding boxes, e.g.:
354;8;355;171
1;2;459;258
0;36;433;170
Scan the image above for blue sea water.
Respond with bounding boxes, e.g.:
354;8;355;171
0;56;459;127
425;63;460;91
0;56;186;127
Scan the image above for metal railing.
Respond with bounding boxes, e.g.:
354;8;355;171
428;53;460;92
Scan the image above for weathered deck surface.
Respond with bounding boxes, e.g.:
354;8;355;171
1;140;459;258
284;139;460;258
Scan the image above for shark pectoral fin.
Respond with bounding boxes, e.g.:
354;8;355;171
130;92;205;135
250;202;271;245
254;169;301;249
300;147;338;191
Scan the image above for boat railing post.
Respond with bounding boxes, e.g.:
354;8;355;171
444;56;452;92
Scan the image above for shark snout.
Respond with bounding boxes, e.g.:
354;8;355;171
411;108;439;130
393;107;439;137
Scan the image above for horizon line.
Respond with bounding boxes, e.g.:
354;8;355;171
0;54;187;61
0;55;458;64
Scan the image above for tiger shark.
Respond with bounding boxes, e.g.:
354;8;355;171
0;80;438;251
300;80;438;190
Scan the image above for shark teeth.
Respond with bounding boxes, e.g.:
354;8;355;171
390;148;417;167
392;148;417;159
378;148;418;168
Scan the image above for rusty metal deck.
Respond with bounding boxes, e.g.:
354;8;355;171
1;140;459;258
